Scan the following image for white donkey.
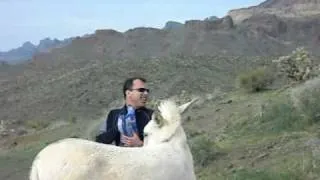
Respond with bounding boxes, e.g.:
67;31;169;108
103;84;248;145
29;98;198;180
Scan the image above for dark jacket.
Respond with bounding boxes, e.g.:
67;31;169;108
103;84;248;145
95;105;153;146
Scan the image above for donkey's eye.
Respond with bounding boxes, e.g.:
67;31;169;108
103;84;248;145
154;114;161;124
143;132;148;137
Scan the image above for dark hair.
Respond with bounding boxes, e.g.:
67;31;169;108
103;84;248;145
122;77;146;98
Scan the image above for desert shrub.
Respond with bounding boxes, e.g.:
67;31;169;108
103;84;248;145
0;120;8;136
231;77;320;136
256;98;305;133
234;81;320;136
25;119;50;130
254;77;320;134
232;95;307;136
229;168;302;180
188;135;221;167
272;47;315;82
297;90;320;124
236;66;274;92
238;78;320;135
291;77;320;124
68;114;77;124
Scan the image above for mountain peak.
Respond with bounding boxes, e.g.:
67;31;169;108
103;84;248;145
163;21;184;30
257;0;320;8
228;0;320;24
22;41;36;49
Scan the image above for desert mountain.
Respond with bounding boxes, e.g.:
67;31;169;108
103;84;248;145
1;0;320;65
228;0;320;24
23;0;320;64
0;37;74;64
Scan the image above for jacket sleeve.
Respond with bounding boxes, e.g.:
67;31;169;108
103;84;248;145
95;110;119;144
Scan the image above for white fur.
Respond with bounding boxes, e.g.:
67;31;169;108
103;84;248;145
29;99;197;180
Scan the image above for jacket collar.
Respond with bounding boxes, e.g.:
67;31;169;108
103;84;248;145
119;104;149;114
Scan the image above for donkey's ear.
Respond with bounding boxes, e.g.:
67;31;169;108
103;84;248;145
178;97;199;114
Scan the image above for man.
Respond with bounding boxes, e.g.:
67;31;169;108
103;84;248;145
95;77;153;147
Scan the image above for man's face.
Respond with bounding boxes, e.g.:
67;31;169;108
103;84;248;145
126;79;150;108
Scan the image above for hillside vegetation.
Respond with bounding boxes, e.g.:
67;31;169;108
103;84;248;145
0;47;320;179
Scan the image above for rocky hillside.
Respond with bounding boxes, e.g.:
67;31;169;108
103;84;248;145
228;0;320;24
163;21;184;30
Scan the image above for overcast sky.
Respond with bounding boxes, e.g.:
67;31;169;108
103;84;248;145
0;0;265;51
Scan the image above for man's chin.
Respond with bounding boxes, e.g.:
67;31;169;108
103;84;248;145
139;100;147;106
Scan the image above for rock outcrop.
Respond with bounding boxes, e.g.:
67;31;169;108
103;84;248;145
228;0;320;24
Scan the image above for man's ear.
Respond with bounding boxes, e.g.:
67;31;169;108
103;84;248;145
178;97;199;114
125;89;131;97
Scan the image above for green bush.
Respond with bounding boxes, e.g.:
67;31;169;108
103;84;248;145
188;135;221;167
234;78;320;136
272;47;314;82
231;77;320;137
298;90;320;124
233;95;308;136
237;66;274;92
257;99;305;133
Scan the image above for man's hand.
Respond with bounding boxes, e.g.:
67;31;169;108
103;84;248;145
122;133;143;147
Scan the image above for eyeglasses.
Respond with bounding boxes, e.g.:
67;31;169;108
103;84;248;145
130;88;150;93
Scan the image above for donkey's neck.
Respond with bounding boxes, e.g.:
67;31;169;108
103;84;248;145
168;127;188;150
168;127;195;178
